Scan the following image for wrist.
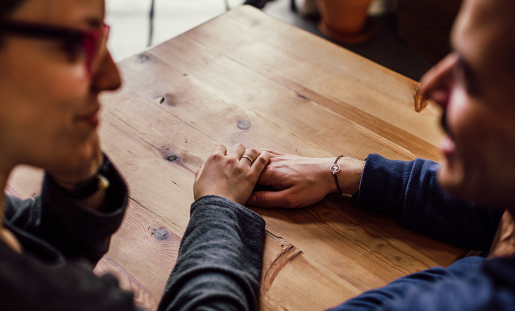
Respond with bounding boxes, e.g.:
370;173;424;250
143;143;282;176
330;156;345;195
329;157;365;196
320;157;340;195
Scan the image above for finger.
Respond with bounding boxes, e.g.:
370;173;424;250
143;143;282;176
250;151;270;173
195;163;205;182
247;189;293;208
255;149;285;157
241;148;260;165
256;164;276;186
213;144;227;156
228;143;246;159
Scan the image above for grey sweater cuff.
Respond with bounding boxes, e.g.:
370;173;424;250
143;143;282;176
158;195;265;311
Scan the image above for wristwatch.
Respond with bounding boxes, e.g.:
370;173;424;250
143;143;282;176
58;154;111;200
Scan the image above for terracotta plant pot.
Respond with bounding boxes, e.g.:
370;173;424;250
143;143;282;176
316;0;377;44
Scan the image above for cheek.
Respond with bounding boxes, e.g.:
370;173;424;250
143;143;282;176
446;89;514;197
447;89;485;154
16;68;88;131
0;47;90;153
34;54;90;105
1;43;89;113
444;89;488;183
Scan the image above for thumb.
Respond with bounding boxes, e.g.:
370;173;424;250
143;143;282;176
247;190;292;208
195;164;205;182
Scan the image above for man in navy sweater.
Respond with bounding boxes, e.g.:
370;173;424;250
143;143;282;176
246;0;515;309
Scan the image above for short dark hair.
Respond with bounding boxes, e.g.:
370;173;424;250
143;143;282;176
0;0;27;45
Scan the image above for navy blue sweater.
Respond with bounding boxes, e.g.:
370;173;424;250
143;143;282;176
356;154;502;251
329;154;511;311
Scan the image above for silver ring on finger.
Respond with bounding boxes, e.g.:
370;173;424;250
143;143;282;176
241;156;254;164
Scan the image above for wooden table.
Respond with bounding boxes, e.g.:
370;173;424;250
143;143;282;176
6;6;467;311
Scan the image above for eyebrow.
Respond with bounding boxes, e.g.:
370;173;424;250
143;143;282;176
84;17;103;28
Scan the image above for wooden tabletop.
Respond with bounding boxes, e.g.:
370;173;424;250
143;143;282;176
7;6;467;311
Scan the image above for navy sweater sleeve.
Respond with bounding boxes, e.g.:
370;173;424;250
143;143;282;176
4;157;128;264
158;195;266;311
356;154;503;251
328;154;515;311
329;254;515;311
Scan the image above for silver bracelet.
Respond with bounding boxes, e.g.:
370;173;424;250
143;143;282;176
331;155;344;196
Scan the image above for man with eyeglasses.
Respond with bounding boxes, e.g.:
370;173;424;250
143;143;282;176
246;0;515;309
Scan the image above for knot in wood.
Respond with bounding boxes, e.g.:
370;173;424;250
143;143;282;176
154;96;165;104
136;54;150;63
167;155;178;162
152;228;169;240
237;120;251;130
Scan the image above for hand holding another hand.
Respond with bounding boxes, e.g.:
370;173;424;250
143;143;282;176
194;144;270;205
247;150;365;209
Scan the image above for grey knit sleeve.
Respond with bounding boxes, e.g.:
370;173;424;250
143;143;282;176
158;195;266;311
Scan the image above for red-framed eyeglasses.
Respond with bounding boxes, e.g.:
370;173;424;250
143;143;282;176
0;21;110;75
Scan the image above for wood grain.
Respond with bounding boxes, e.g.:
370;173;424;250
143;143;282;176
6;6;467;311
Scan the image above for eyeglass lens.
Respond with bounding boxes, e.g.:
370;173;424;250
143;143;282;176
83;24;110;74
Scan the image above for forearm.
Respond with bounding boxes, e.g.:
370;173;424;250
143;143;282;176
356;154;503;250
159;196;265;311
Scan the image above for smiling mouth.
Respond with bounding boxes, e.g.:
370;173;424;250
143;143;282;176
76;107;100;128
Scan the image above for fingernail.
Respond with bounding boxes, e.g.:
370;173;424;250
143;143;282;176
248;195;256;205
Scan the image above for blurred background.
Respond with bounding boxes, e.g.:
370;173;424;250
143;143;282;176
106;0;460;81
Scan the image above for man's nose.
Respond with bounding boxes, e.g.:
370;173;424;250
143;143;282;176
91;51;122;93
419;53;458;110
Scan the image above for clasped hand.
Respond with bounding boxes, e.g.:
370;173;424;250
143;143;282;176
195;146;364;209
194;144;270;205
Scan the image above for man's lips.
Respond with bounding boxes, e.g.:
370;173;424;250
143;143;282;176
441;135;456;156
76;107;100;128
